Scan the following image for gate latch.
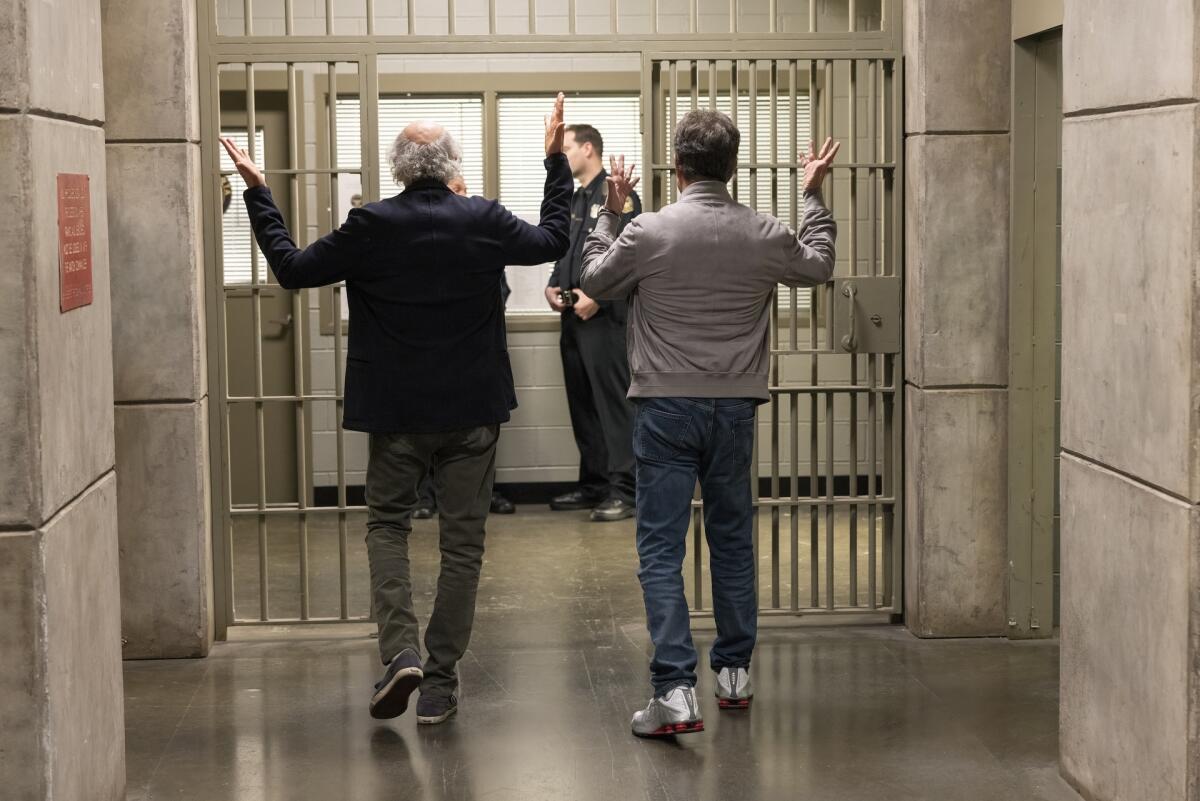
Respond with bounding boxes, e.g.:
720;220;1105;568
832;276;900;354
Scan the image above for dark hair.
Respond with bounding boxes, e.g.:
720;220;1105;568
566;124;604;158
673;110;740;183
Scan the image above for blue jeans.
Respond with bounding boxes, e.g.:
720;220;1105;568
633;397;759;696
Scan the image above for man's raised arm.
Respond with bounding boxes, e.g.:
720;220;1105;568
222;136;370;289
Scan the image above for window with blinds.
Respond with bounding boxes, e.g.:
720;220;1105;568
220;128;266;285
666;93;815;313
335;96;485;200
497;94;643;313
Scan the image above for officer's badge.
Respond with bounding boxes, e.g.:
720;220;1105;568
589;203;601;219
622;196;635;214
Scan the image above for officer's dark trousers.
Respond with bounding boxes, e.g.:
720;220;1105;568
559;310;636;505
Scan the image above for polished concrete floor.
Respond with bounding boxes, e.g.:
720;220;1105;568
126;511;1080;801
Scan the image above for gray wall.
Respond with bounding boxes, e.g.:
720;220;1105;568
103;0;214;659
902;0;1013;637
1059;1;1200;799
0;0;126;796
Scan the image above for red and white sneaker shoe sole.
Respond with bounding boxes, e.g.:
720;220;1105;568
635;720;705;737
718;697;752;709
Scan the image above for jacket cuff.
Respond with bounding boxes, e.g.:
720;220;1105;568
244;185;272;200
544;153;568;168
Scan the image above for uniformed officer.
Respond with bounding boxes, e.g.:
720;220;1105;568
544;124;641;522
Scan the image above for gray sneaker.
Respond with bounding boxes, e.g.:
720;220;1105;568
370;649;423;719
714;667;753;709
631;686;704;737
416;693;458;725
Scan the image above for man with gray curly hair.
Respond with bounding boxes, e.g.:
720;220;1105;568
221;93;572;727
389;121;464;187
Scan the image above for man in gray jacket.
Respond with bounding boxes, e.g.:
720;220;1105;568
580;110;839;738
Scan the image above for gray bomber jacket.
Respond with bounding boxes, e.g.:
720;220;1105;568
579;180;836;400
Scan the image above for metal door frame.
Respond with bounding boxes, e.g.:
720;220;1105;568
197;0;904;638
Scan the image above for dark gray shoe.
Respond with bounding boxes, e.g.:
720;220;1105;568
590;498;635;522
416;693;458;725
370;649;423;719
550;490;604;511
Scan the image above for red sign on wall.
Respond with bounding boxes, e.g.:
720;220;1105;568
57;173;93;313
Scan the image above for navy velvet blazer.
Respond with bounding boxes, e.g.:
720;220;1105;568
243;154;573;433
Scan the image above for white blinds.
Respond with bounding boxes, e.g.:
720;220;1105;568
497;94;643;311
336;96;485;199
220;128;266;285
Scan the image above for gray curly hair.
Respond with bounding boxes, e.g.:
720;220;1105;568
389;123;462;187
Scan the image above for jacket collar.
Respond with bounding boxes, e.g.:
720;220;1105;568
678;180;733;203
402;177;453;193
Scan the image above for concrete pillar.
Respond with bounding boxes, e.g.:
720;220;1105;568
902;0;1013;636
0;0;126;797
102;0;213;658
1060;1;1200;798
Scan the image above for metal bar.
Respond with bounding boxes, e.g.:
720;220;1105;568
691;60;699;111
528;0;536;35
363;55;380;203
729;0;737;34
286;61;311;621
202;48;236;637
867;59;879;609
809;0;817;33
770;273;781;609
243;0;252;36
708;60;716;110
641;52;656;211
449;0;458;35
729;60;739;201
492;0;500;36
326;0;334;35
847;58;859;607
690;0;697;35
365;0;374;35
808;58;819;610
285;0;294;35
769;58;780;610
748;60;757;210
408;0;416;35
768;0;775;34
848;0;856;32
245;63;271;622
669;60;678;205
326;60;351;621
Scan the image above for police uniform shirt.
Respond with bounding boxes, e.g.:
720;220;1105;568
550;169;641;294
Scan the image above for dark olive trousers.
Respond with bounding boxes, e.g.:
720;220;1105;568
365;425;498;699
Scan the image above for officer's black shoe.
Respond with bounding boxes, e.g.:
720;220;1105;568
490;492;515;514
413;506;435;520
550;490;603;511
590;498;636;522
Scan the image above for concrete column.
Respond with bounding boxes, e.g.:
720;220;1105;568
902;0;1013;636
1060;1;1200;798
0;0;126;797
101;0;214;658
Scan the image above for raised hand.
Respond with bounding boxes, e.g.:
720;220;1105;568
220;136;266;189
604;154;640;214
801;136;840;194
545;92;566;156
